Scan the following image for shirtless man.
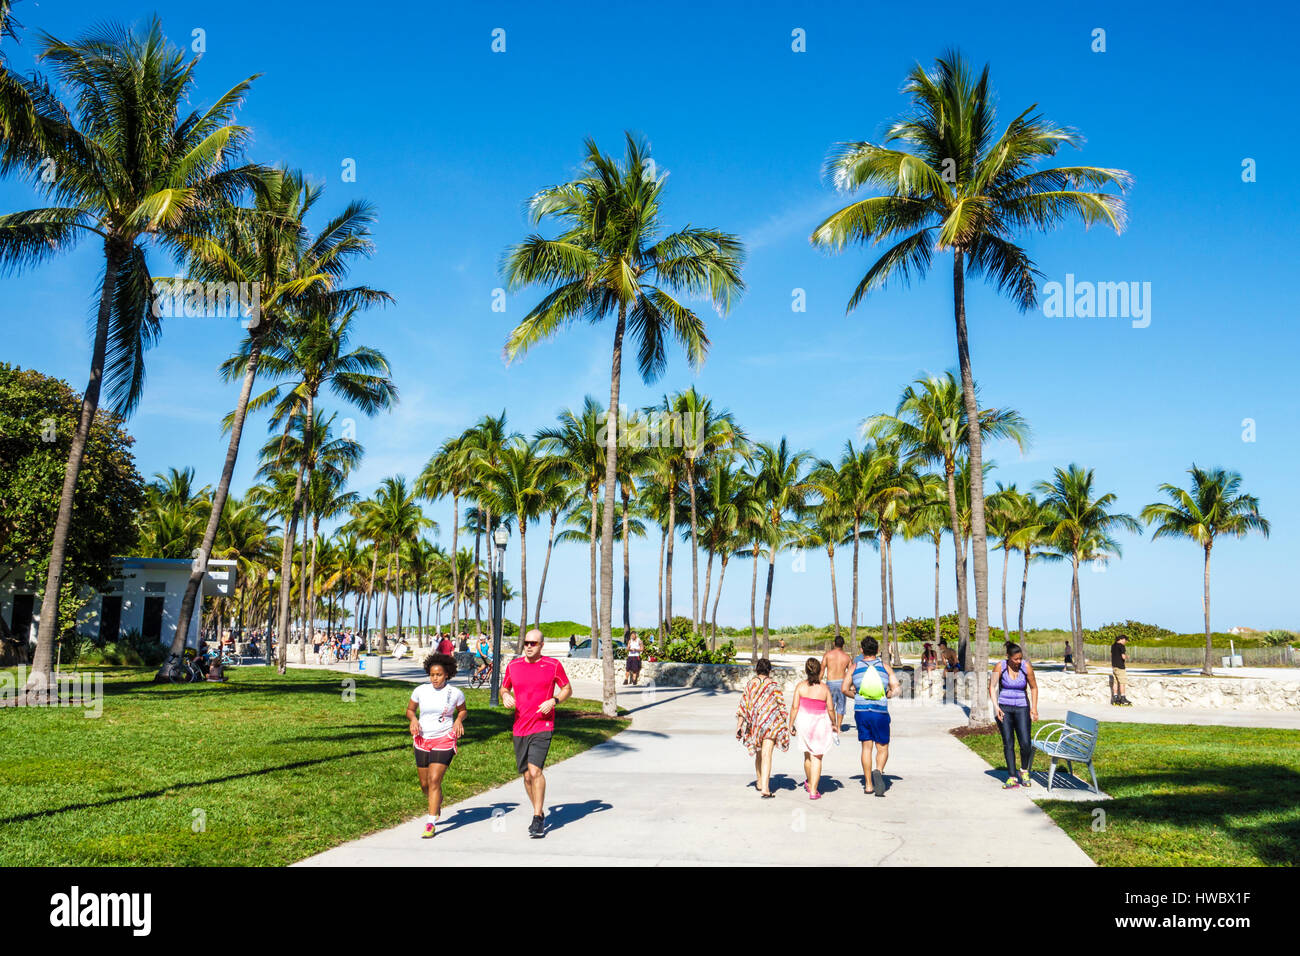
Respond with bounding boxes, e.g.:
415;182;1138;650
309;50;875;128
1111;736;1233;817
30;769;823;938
820;636;853;732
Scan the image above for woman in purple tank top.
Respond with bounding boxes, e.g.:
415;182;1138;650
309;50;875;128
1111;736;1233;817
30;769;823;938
988;642;1038;789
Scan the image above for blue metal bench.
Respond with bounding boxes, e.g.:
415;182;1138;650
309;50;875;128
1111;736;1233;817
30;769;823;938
1031;711;1100;794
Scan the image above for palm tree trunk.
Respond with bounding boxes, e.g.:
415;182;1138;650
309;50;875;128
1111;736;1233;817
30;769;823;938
711;553;729;649
377;550;393;654
296;498;311;662
1000;544;1009;642
762;549;776;659
450;491;460;640
473;514;482;636
166;334;264;676
517;522;528;652
1018;549;1031;643
850;517;861;643
596;306;626;717
621;487;632;636
1202;543;1214;677
886;534;899;666
665;481;676;630
28;239;123;694
701;549;714;647
1070;554;1084;674
933;533;942;642
827;544;841;639
275;464;307;673
943;460;969;669
656;525;666;641
953;248;992;725
749;547;759;660
588;490;599;654
688;461;700;633
534;509;558;628
879;531;889;660
306;524;319;647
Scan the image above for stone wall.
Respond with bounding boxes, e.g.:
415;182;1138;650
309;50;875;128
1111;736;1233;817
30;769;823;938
512;655;1300;712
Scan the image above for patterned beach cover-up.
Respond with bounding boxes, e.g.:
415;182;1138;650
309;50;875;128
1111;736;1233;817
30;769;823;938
737;676;791;755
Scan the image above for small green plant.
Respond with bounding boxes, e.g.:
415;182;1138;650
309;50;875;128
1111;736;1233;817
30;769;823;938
645;634;737;665
1262;629;1297;647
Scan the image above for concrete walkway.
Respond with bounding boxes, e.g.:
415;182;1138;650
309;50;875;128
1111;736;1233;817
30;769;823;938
296;671;1095;867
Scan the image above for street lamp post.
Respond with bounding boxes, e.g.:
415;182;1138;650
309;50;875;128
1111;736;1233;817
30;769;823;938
490;525;508;707
265;569;276;667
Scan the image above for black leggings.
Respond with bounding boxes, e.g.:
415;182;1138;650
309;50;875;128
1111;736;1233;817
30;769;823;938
999;704;1032;776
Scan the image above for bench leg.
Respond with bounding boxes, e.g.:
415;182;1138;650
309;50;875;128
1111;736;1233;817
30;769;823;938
1087;762;1099;795
1065;760;1073;778
1046;758;1057;792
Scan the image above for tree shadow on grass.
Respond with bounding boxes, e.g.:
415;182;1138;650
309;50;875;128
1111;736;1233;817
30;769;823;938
0;743;410;826
1042;763;1300;865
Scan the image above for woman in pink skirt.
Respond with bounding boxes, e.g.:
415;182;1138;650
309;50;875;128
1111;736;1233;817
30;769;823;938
789;658;836;799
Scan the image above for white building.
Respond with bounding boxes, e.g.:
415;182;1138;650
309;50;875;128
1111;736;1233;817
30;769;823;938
1;557;237;652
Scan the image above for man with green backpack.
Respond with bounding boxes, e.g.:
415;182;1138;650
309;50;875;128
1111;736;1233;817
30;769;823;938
841;636;900;797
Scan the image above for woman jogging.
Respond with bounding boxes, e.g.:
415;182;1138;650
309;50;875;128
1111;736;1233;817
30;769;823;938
735;658;790;798
990;641;1039;789
405;652;467;838
789;658;836;799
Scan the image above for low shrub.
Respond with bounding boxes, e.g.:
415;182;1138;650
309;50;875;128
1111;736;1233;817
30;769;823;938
645;634;737;665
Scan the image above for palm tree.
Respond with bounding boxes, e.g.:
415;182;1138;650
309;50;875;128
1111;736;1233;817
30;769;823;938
816;52;1127;724
751;439;814;657
833;441;884;643
537;399;607;650
504;133;745;716
700;460;761;649
529;450;573;630
866;437;916;665
865;373;1027;675
302;465;360;648
463;413;517;639
1037;465;1141;674
0;20;259;692
168;169;391;673
362;477;432;655
417;434;472;642
901;471;948;642
1001;490;1059;643
1141;466;1269;676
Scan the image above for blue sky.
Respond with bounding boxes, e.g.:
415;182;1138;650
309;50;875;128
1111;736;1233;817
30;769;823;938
3;0;1297;634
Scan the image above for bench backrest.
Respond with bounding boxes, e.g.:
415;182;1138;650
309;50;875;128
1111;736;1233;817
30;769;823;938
1063;711;1099;758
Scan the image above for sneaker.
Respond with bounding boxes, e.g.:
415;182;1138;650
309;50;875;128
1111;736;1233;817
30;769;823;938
1019;770;1032;788
871;769;886;797
421;822;436;839
1003;777;1021;789
528;815;545;838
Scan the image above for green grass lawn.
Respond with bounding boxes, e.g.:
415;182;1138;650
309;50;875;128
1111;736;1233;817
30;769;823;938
0;666;627;866
960;722;1300;866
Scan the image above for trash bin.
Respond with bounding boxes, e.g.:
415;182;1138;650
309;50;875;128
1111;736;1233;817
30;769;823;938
359;655;382;677
893;665;915;699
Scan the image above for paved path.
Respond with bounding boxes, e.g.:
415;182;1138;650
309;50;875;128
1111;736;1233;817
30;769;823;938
296;671;1094;867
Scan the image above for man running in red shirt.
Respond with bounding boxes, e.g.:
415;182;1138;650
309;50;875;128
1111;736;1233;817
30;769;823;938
502;628;572;838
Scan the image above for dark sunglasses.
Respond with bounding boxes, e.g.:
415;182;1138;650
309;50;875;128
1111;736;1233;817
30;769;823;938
523;641;541;647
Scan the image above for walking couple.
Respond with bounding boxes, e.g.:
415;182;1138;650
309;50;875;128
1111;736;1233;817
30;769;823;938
736;636;900;799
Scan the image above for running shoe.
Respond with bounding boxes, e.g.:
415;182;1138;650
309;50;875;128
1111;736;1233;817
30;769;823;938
871;769;886;797
421;821;436;839
528;815;545;838
1019;770;1032;788
1003;777;1021;789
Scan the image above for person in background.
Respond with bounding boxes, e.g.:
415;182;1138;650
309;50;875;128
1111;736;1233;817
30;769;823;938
820;636;852;731
1064;641;1074;667
921;642;937;671
569;634;577;653
735;658;790;798
1110;634;1130;706
789;658;835;798
437;632;454;656
624;630;644;685
990;641;1038;789
474;633;493;683
942;648;960;673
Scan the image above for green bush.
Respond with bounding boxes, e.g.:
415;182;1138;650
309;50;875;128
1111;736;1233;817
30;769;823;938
646;634;737;665
1263;629;1297;647
1088;620;1176;644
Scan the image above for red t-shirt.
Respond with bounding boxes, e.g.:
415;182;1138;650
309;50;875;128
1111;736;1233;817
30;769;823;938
502;655;570;737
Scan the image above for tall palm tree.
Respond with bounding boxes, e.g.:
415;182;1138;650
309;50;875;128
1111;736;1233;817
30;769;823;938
168;169;391;673
866;437;916;664
417;434;472;642
529;450;574;630
537;399;607;650
833;441;885;642
504;133;745;717
865;373;1027;673
700;461;761;649
463;413;517;638
1141;466;1269;676
751;439;814;657
1001;490;1059;643
0;20;259;692
900;471;948;643
362;477;432;655
1037;465;1141;674
816;52;1127;725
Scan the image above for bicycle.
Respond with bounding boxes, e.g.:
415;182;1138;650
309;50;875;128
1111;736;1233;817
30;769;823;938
468;661;494;690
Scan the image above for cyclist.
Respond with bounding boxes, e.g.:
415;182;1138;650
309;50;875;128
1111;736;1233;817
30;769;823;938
473;634;493;683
